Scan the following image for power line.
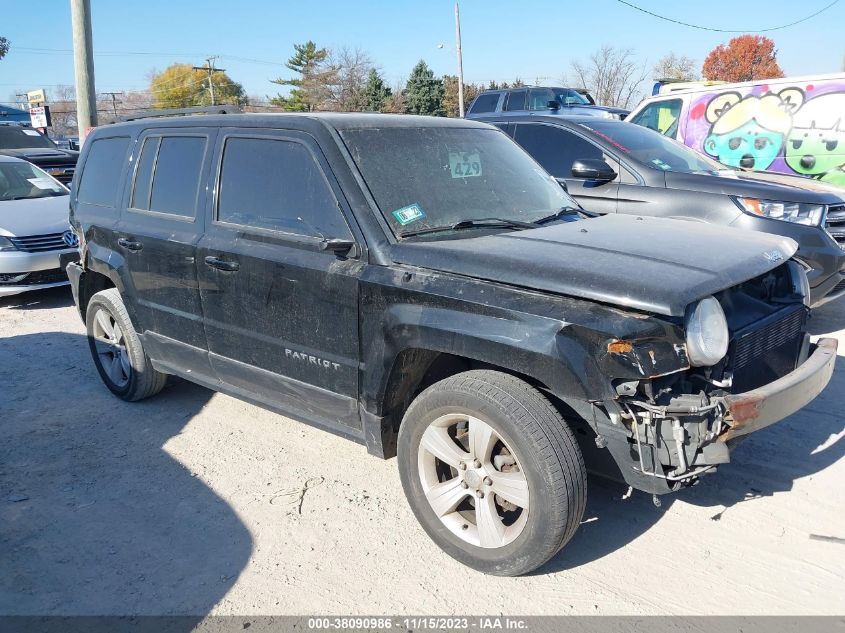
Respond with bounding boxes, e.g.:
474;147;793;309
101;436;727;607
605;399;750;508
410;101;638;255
614;0;842;33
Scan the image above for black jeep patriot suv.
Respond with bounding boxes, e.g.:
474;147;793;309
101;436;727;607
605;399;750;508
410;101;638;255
66;111;836;576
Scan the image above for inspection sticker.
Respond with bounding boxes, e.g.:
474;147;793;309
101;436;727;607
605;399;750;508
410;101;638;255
448;151;482;178
392;203;426;226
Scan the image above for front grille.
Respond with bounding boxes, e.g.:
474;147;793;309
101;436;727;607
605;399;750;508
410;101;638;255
42;165;75;184
9;232;66;252
729;304;806;393
0;267;67;286
825;204;845;248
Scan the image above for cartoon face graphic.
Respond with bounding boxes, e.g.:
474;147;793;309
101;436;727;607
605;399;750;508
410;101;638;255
702;89;803;171
784;94;845;185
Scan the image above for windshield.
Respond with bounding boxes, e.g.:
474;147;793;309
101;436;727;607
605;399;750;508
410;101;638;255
555;89;590;106
0;126;57;150
580;120;728;174
340;127;578;238
0;161;68;201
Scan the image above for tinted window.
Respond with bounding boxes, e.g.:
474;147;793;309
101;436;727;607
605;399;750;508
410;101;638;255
77;136;130;207
217;137;350;238
504;90;527;111
468;92;501;114
0;126;56;150
629;99;683;137
148;136;206;216
130;136;158;209
528;88;556;111
514;124;605;177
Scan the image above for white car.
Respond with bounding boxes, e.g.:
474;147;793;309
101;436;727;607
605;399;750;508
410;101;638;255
0;155;78;296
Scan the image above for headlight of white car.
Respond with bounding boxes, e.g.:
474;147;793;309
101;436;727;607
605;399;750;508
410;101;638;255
685;296;729;367
733;197;825;226
0;236;17;252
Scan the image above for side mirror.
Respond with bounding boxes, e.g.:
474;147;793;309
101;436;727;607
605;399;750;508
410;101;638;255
319;238;355;256
571;158;617;182
546;100;560;110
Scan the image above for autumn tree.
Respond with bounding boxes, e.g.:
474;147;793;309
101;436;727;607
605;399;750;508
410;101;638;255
0;37;9;61
702;35;784;82
326;47;373;111
442;76;480;117
270;41;336;111
150;64;245;109
363;68;392;112
381;79;407;113
571;45;646;108
405;60;444;116
653;53;697;81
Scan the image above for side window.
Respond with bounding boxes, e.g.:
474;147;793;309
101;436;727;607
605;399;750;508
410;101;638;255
514;124;605;178
148;137;206;217
504;90;527;111
130;136;158;210
629;99;683;137
77;136;130;207
528;88;555;111
468;92;501;114
217;137;351;239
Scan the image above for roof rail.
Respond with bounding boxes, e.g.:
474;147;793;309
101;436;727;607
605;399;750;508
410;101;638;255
116;105;242;123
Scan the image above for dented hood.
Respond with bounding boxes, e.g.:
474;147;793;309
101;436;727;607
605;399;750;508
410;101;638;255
390;214;798;317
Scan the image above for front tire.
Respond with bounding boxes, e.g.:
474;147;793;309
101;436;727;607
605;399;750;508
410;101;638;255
86;288;166;401
398;370;586;576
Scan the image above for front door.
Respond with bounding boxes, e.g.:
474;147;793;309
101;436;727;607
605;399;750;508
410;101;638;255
197;129;362;431
512;122;621;215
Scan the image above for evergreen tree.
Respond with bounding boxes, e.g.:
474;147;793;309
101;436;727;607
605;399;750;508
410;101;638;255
363;68;392;112
404;60;444;116
270;41;337;111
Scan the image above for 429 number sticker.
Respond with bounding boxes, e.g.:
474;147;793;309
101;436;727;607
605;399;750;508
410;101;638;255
449;151;482;178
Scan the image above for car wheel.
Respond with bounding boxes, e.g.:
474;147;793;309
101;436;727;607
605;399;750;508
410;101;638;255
398;369;586;576
86;288;167;401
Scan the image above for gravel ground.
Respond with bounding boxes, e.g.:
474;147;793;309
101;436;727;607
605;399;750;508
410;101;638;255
1;285;843;616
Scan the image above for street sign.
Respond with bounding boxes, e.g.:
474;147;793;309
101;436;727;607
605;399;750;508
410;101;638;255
26;89;46;105
29;105;52;128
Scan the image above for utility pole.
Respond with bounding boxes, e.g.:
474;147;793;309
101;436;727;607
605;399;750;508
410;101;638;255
454;2;465;117
70;0;97;136
100;91;123;118
193;56;225;106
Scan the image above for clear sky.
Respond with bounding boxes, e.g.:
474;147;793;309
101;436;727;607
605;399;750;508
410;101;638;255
1;0;843;105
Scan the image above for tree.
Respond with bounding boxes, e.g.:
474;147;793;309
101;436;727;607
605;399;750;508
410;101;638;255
363;68;392;112
326;47;373;111
405;60;444;116
653;53;697;81
270;41;336;111
702;35;784;82
571;45;647;109
442;76;481;117
150;63;245;109
381;79;408;114
0;37;9;61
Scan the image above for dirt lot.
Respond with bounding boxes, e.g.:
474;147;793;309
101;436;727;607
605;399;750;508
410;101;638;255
1;285;844;616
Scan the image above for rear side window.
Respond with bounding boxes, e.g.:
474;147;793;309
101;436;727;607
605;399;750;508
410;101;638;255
514;124;606;178
149;137;206;216
217;137;351;239
468;92;501;114
77;136;130;207
504;90;527;111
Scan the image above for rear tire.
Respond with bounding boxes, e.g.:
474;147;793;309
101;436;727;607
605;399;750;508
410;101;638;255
397;369;586;576
86;288;166;401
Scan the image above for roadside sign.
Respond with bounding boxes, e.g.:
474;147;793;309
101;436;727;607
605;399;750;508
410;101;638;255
26;88;47;105
29;105;52;128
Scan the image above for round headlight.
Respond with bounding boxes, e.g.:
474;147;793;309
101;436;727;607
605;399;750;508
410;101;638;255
685;296;729;367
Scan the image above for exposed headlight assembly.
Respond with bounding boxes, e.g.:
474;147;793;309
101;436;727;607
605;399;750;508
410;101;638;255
733;197;825;226
0;236;17;252
685;296;729;367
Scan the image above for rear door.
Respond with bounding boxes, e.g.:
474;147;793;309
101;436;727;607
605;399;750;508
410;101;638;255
115;128;214;373
512;122;620;214
196;128;363;431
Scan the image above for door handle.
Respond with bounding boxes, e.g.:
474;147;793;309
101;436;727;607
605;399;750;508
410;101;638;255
117;238;143;252
204;256;240;272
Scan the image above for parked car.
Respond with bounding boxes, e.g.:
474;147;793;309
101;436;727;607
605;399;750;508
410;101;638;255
0;155;77;296
66;111;835;576
467;86;629;120
480;114;845;306
626;73;845;186
0;122;79;185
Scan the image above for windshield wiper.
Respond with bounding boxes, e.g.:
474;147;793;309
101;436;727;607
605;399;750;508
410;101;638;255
533;206;597;224
398;217;536;238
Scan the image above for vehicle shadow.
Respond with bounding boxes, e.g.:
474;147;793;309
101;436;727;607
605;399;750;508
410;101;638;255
807;295;845;335
0;285;74;311
0;332;251;618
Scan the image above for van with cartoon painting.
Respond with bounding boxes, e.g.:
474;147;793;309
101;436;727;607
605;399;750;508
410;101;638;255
627;73;845;188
